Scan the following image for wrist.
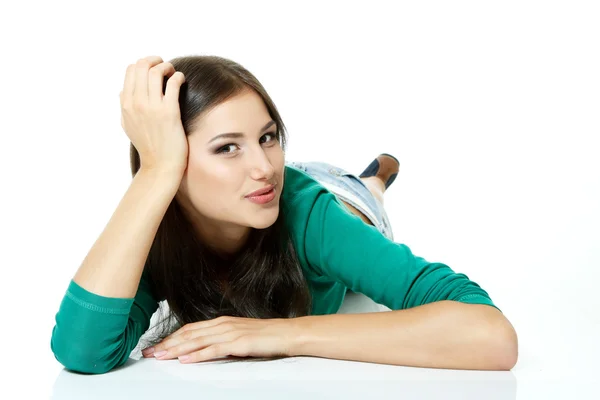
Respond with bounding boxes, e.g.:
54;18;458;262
138;166;184;184
285;316;314;357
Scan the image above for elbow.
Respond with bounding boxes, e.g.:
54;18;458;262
465;304;518;370
498;324;519;370
51;342;118;375
52;348;125;375
50;326;122;375
51;346;114;375
488;315;519;371
52;354;115;375
493;342;518;371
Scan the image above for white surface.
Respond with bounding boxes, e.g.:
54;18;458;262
2;0;599;399
46;291;597;399
54;293;522;400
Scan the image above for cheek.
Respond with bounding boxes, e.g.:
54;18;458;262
184;166;243;203
268;147;284;169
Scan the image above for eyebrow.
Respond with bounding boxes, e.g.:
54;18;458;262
207;120;277;144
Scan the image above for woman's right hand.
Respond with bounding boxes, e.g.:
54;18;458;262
119;56;189;175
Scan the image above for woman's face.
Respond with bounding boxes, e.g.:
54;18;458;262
176;89;285;234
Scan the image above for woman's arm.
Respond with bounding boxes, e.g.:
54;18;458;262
73;167;181;297
51;168;181;374
289;300;518;370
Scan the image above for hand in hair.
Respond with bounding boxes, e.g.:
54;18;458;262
120;55;189;174
141;315;298;363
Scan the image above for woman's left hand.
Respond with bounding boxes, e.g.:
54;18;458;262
141;316;298;363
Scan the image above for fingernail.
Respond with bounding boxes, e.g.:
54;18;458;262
154;350;168;358
142;347;155;354
179;355;190;362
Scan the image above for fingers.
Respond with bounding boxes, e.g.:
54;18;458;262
163;70;186;106
140;318;291;363
179;343;229;364
120;56;185;112
121;56;162;108
152;333;234;361
143;322;233;357
180;337;255;363
172;316;232;339
133;56;163;105
148;62;176;104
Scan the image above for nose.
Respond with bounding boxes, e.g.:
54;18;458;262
248;148;275;179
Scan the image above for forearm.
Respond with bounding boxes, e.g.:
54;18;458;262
73;168;181;298
289;300;518;371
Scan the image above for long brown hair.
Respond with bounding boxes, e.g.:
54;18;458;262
130;55;312;362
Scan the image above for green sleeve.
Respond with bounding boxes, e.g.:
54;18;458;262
50;270;159;374
304;192;501;312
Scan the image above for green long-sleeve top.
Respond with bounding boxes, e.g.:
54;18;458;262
51;165;499;374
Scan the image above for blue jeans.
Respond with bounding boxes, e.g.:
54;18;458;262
285;161;394;241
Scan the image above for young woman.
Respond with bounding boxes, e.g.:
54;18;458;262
50;55;518;374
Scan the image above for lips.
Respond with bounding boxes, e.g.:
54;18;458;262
245;184;275;197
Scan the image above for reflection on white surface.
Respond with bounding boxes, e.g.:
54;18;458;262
51;358;517;400
44;275;600;400
50;292;518;400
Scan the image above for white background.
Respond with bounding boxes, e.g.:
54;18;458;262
1;0;598;399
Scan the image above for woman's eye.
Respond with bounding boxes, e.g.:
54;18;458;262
261;132;278;143
217;132;278;154
217;144;237;154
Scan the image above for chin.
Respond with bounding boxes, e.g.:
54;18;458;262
250;209;280;230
